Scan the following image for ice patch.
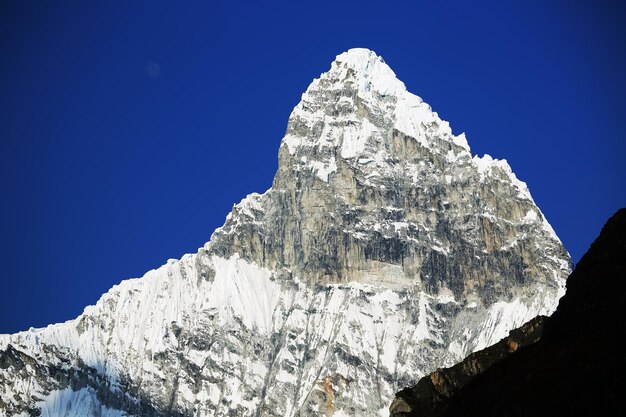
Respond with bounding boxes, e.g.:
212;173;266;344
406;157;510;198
208;255;281;334
310;158;337;182
341;118;378;158
523;209;538;222
473;154;532;200
30;387;127;417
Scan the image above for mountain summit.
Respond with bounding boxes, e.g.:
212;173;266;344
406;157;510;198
0;49;570;417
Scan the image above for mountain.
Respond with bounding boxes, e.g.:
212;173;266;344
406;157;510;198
0;48;570;417
389;208;626;417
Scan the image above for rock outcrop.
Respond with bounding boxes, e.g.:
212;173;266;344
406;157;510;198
0;48;570;417
390;208;626;417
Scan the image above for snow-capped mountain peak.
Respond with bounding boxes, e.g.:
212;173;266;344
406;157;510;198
0;49;570;417
331;48;405;96
283;48;468;188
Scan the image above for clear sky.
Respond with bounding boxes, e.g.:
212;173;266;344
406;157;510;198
1;0;624;333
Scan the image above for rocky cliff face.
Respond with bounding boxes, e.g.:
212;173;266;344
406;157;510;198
389;208;626;417
0;48;570;417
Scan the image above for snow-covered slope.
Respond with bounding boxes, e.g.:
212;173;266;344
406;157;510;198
0;48;570;417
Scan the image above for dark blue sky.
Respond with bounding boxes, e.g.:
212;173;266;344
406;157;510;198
1;0;624;333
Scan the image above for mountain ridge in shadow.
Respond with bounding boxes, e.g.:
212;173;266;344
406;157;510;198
390;208;626;417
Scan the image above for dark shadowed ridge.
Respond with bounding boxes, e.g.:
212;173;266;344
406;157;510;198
390;208;626;417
